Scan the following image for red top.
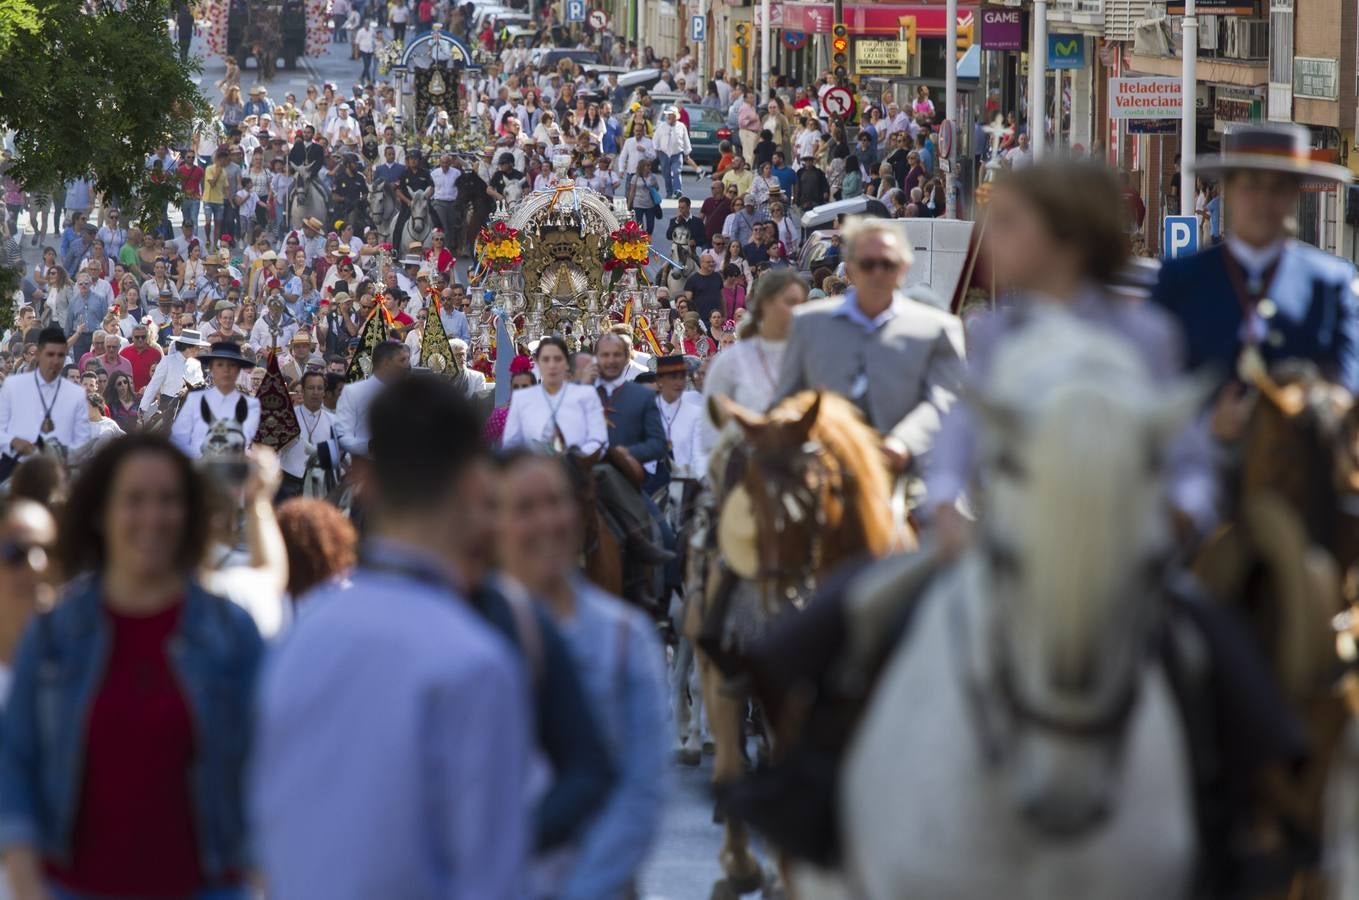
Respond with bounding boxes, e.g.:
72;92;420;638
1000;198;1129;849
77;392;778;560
121;343;164;392
178;163;204;200
47;602;205;898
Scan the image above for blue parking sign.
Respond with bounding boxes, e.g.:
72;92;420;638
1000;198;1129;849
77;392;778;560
566;0;585;22
690;15;706;42
1162;215;1198;260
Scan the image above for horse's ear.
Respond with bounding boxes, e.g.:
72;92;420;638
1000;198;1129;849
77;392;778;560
200;396;213;422
711;394;761;432
789;390;822;441
235;396;249;424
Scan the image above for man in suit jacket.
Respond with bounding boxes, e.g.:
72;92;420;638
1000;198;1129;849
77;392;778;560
776;219;966;481
1152;124;1359;402
594;333;672;565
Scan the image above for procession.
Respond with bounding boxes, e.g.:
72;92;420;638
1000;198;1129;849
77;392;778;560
1;0;1359;897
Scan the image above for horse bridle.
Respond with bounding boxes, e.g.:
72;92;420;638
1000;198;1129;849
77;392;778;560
743;439;850;597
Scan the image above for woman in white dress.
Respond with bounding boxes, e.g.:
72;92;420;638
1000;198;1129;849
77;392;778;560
700;270;808;457
502;336;608;454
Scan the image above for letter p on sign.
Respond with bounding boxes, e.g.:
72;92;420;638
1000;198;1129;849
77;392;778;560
1163;216;1198;261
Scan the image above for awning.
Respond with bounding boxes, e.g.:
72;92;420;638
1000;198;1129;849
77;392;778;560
779;3;977;37
957;44;980;80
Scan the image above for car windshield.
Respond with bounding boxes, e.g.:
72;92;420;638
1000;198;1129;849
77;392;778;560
683;106;723;127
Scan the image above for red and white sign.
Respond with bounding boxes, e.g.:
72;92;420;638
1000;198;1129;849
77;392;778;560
1109;78;1182;119
779;3;972;36
823;85;853;118
588;8;609;28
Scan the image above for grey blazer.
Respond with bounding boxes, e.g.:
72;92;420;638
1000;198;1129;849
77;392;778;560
775;294;966;465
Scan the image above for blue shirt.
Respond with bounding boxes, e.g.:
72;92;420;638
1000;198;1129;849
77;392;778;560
251;540;532;900
63;178;92;211
439;307;471;342
66;287;107;335
1206;195;1221;238
833;287;905;333
771;164;797;196
550;579;668;900
374;162;406;185
602;118;622;156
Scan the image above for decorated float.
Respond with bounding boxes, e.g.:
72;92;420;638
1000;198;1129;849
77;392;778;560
384;25;492;157
465;154;669;377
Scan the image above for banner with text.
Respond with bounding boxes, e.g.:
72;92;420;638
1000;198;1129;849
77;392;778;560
1109;78;1183;119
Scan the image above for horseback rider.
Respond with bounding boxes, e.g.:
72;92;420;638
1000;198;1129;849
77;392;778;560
0;327;93;483
1151;123;1359;419
391;149;433;252
287;126;325;180
331;153;368;234
170;341;261;459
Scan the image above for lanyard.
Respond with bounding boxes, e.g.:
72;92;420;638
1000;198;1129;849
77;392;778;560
1220;249;1280;346
33;373;60;430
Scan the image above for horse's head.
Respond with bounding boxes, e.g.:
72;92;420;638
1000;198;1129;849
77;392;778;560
291;163;309;181
713;390;897;602
671;226;692;260
200;396;248;461
1240;361;1359;557
971;312;1201;836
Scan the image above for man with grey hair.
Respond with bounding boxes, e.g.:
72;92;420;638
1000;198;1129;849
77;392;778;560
776;217;966;486
448;338;486;398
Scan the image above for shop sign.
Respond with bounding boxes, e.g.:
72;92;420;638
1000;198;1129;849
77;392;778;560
1047;33;1084;70
1109;78;1182;119
1294;58;1339;101
1213;87;1259;127
1166;0;1257;15
980;7;1022;50
855;39;910;75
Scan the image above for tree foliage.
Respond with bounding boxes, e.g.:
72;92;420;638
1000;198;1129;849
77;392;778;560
0;0;208;228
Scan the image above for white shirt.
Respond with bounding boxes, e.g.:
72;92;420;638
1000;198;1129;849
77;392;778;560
654;120;692;157
140;350;204;411
332;374;386;455
656;390;705;477
69;416;124;467
501;382;607;453
0;370;93;456
618;136;656;175
430;166;460;201
325;115;361;147
250;315;299;353
701;336;786;454
171;386;261;459
279;403;338;478
355;26;377;53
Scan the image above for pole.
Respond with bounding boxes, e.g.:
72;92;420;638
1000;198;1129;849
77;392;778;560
637;0;646;57
696;0;707;86
945;0;957;217
1179;0;1196;216
1029;0;1047;161
761;0;771;101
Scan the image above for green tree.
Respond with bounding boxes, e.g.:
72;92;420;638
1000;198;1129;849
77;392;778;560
0;0;208;325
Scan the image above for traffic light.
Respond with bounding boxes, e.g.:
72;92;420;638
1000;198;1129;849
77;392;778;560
898;15;916;53
832;23;848;78
956;18;974;59
735;22;750;48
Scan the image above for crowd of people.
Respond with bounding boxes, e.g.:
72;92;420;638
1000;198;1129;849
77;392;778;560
0;0;1355;892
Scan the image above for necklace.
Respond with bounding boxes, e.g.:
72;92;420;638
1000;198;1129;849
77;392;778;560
660;396;682;449
752;338;779;389
33;372;60;434
299;406;324;442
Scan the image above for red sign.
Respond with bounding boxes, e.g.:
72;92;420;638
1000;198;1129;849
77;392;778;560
823;85;854;118
779;3;975;36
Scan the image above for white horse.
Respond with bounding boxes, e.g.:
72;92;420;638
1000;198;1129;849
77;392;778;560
660;225;698;297
368;179;395;244
836;313;1202;900
287;165;330;231
395;187;434;255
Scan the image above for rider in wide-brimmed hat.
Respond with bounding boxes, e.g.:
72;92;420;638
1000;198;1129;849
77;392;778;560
1151;122;1359;401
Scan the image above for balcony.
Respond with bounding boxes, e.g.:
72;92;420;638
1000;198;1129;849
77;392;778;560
1050;0;1104;27
1202;17;1268;62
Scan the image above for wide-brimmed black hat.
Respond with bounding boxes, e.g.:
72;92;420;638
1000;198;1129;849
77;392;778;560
198;341;257;369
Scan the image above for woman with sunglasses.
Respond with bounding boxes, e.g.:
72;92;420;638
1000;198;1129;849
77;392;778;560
0;436;262;900
104;372;140;433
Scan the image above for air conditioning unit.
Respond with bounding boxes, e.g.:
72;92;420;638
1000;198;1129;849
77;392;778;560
1134;16;1173;56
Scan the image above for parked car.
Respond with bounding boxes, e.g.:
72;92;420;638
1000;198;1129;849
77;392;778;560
798;196;891;230
679;103;730;166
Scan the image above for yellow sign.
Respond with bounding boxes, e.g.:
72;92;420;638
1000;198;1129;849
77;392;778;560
855;39;909;76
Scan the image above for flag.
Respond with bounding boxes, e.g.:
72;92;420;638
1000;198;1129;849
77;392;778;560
420;293;453;375
346;304;393;383
252;352;302;450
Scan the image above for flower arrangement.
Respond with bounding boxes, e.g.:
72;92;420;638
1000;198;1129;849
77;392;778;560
477;220;523;272
604;219;650;272
377;39;403;75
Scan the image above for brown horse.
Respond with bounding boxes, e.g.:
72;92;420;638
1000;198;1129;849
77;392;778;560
688;389;909;897
1193;362;1359;900
564;449;625;597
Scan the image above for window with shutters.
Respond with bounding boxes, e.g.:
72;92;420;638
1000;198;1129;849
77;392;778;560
1103;0;1139;42
1268;0;1293;121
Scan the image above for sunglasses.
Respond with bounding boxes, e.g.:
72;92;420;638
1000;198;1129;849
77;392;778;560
854;258;903;273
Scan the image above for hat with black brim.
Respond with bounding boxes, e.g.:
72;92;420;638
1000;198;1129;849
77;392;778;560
198;341;257;368
1196;123;1352;184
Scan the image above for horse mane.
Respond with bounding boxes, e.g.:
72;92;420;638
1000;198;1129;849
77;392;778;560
770;390;900;559
985;314;1160;685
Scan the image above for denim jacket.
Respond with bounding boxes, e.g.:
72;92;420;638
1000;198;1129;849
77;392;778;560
0;574;264;878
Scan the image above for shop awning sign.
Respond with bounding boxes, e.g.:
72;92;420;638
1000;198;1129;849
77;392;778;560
1109;78;1183;119
854;39;910;75
980;7;1022;50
